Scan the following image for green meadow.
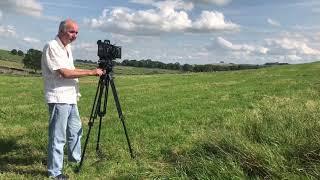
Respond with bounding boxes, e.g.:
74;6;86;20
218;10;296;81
1;62;320;179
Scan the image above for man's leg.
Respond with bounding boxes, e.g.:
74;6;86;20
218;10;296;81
67;104;83;163
47;103;70;177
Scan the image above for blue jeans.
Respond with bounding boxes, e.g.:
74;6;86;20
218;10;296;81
47;103;83;177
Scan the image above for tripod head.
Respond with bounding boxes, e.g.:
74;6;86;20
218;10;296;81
98;58;114;74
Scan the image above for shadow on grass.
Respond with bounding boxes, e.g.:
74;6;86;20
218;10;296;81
0;137;47;177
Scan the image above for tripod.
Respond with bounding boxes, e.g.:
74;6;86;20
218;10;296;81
77;64;134;172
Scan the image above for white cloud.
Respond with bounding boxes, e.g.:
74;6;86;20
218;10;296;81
266;37;320;55
85;7;191;35
0;10;2;20
267;18;281;27
217;37;268;54
191;11;239;32
130;0;155;5
287;54;302;61
209;32;320;64
85;2;238;35
0;0;43;17
190;0;232;6
23;37;40;43
0;25;17;37
261;32;320;64
154;0;194;11
131;0;232;6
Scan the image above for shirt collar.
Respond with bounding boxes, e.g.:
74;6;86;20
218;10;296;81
55;36;71;50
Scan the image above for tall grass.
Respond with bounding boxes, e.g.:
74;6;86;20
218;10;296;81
0;62;320;179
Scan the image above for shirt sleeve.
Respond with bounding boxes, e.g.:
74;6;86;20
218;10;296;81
45;44;69;72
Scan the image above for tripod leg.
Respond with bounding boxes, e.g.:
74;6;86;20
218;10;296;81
77;77;104;172
96;77;110;152
109;77;134;159
96;116;103;152
77;118;93;172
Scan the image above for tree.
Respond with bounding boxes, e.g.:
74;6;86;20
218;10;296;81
17;50;24;56
11;49;18;55
182;64;193;72
23;49;42;72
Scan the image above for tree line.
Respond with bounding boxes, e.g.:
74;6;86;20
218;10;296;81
120;59;265;72
76;59;288;72
12;48;288;73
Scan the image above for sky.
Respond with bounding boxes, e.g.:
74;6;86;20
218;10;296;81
0;0;320;65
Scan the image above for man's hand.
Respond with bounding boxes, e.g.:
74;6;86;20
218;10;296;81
93;68;104;76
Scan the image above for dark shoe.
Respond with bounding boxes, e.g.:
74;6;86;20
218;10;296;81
54;174;69;180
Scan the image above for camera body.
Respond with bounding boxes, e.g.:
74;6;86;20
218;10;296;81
97;40;121;60
97;40;121;71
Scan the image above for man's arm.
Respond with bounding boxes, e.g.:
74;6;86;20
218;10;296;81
57;68;103;78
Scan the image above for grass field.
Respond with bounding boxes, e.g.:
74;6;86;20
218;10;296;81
1;62;320;179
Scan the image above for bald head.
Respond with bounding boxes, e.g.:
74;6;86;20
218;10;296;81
58;19;77;34
58;19;79;46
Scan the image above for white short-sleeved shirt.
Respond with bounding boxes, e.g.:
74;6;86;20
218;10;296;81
41;36;80;104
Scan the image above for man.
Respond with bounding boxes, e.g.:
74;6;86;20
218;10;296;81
41;19;103;179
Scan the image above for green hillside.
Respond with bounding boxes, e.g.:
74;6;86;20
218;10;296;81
0;62;320;179
0;49;24;62
0;49;181;75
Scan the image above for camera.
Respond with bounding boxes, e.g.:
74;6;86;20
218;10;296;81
97;40;121;60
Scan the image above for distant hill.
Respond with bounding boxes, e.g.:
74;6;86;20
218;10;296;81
0;49;24;62
0;49;181;75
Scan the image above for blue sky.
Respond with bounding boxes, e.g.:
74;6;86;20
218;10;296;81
0;0;319;65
